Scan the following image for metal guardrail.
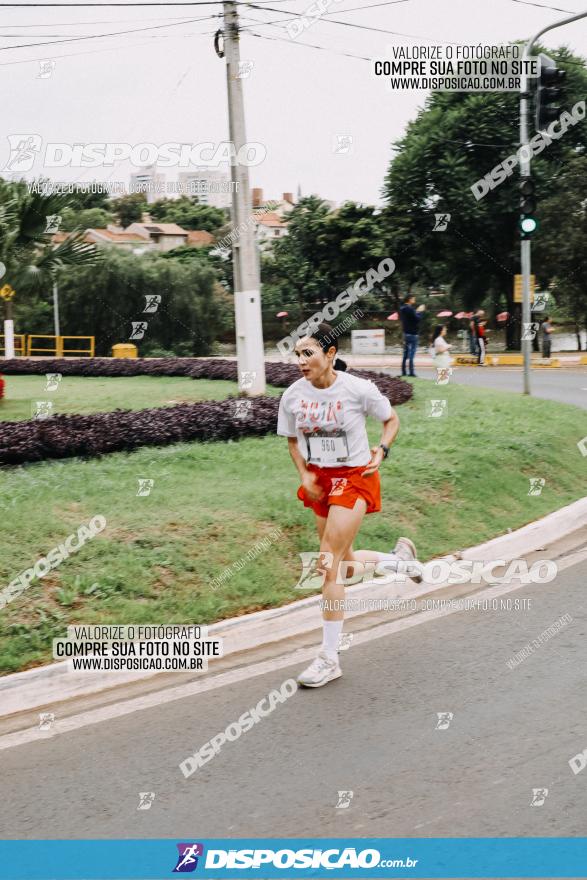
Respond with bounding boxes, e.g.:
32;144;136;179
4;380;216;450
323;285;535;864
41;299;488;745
61;336;95;357
23;335;95;357
27;335;63;357
0;334;26;355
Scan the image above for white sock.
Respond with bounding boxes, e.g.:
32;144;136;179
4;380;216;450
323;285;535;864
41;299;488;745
321;619;343;660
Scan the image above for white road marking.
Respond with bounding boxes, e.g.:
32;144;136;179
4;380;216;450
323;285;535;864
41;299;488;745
1;548;586;753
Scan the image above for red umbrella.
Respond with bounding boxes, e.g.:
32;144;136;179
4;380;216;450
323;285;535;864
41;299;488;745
437;310;453;317
454;311;467;319
276;311;289;318
497;311;510;322
387;312;399;321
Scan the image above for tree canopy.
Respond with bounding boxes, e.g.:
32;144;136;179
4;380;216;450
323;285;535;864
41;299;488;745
382;44;587;346
148;196;227;232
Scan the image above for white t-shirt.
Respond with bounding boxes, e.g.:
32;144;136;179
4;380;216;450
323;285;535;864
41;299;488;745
431;336;451;367
434;336;450;354
277;370;393;467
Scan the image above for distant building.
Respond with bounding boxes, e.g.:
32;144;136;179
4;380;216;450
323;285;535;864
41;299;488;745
186;230;215;247
130;165;166;204
254;211;288;248
177;171;233;209
248;190;296;249
61;221;214;254
125;221;189;251
251;189;296;218
85;226;154;252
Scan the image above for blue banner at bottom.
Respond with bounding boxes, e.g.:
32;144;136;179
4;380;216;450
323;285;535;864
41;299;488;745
0;838;586;879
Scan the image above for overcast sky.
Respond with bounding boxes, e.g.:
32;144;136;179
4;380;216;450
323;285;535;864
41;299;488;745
1;0;586;206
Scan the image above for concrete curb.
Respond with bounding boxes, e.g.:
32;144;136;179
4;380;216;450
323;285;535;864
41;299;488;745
264;354;586;369
2;497;586;718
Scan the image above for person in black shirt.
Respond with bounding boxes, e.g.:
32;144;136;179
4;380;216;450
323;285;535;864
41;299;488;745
400;294;425;377
469;313;480;359
541;316;553;358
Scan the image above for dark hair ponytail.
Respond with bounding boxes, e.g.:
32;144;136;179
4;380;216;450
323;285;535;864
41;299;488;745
308;321;347;370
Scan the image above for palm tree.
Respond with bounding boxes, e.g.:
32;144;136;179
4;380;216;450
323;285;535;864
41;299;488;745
0;178;101;356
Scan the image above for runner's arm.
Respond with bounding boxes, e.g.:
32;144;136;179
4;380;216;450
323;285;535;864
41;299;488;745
381;410;400;449
363;412;400;475
375;411;400;461
287;437;309;479
287;438;324;500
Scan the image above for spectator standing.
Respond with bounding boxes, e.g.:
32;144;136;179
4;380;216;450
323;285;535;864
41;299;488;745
469;312;480;358
400;294;425;378
474;310;487;365
430;324;452;372
542;316;553;359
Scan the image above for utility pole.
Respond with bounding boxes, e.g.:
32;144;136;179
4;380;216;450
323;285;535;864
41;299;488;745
0;284;16;359
53;277;60;338
519;8;587;394
221;2;266;395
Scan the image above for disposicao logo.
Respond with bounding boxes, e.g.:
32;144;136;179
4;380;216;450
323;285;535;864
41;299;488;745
173;843;204;872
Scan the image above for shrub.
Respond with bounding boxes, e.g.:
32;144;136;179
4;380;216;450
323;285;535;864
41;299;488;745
0;358;412;465
0;357;413;405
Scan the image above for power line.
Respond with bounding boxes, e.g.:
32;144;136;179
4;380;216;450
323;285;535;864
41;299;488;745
0;1;290;5
325;0;411;12
0;14;217;49
243;0;411;26
0;31;216;36
0;30;215;63
245;2;462;42
509;0;576;13
247;28;371;60
0;14;206;24
240;0;412;32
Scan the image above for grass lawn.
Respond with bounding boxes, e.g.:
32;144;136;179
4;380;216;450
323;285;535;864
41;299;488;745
0;374;282;421
0;375;585;674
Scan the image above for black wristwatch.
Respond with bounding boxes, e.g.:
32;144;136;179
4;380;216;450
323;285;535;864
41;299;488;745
379;443;390;459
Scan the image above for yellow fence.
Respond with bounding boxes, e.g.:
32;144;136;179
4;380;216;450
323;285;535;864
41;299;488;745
27;335;63;357
0;334;26;356
61;336;95;357
25;335;95;357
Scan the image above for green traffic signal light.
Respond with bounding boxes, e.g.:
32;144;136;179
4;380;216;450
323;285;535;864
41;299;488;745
520;216;538;235
518;178;538;236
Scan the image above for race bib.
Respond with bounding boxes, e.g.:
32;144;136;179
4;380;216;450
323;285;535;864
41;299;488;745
306;430;349;464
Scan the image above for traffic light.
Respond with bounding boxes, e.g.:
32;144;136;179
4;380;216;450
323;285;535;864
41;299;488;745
535;53;566;133
519;178;538;237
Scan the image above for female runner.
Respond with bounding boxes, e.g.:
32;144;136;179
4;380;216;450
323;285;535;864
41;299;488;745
277;322;420;688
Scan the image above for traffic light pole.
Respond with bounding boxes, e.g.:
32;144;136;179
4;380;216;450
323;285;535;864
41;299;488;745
519;8;587;394
222;1;266;395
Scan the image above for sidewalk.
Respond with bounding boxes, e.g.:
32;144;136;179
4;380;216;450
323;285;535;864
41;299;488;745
263;352;587;369
1;498;586;724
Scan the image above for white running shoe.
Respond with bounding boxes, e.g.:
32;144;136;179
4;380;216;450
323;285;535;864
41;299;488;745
393;536;423;583
297;651;342;688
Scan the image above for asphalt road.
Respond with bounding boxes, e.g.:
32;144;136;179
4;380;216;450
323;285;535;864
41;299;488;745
388;367;587;410
2;557;587;841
